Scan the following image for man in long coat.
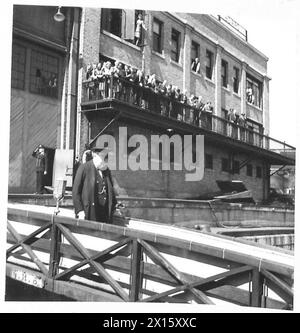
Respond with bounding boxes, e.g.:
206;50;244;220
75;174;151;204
32;144;48;194
72;149;117;223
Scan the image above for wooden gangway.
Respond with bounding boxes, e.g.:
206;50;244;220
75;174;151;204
6;203;294;309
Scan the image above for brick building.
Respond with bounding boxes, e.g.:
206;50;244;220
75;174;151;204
9;6;295;203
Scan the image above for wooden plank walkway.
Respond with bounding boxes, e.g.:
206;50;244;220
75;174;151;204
6;202;294;309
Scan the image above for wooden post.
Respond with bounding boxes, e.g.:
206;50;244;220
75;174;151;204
251;268;264;307
48;220;62;278
129;239;143;301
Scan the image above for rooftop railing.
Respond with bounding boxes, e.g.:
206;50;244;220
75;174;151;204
82;75;295;153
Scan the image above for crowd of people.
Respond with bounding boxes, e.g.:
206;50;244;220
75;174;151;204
84;59;214;126
84;58;252;133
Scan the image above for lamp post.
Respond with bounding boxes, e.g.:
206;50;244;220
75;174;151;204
54;6;65;22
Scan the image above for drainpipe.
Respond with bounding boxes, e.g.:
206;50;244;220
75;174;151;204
70;7;82;181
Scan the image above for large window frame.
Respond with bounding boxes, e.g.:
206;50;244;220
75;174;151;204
233;66;240;94
171;28;180;62
191;40;200;71
221;59;228;88
205;49;213;80
101;8;123;38
152;18;163;54
221;158;230;173
11;43;26;90
246;164;253;177
29;48;59;98
246;74;263;108
205;154;213;170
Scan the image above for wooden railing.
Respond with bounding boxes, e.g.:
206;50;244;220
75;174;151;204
6;207;294;308
82;75;295;153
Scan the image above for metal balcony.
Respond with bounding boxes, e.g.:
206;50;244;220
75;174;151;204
81;75;295;164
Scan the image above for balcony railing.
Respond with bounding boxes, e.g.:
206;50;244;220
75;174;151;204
81;75;295;153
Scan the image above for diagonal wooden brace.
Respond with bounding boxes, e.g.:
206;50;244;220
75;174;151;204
7;221;48;276
139;239;213;304
56;223;129;301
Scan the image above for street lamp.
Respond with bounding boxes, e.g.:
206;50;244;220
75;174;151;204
54;6;65;22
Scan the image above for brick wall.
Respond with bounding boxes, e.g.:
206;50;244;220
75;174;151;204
87;117;267;202
79;9;271;203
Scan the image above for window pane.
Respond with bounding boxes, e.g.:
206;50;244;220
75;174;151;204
11;44;26;90
30;49;59;98
233;67;239;93
246;75;262;108
153;19;162;53
171;29;180;62
221;60;227;87
153;20;161;35
205;154;213;169
206;50;213;79
191;41;199;61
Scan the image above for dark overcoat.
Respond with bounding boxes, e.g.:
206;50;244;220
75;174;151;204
72;160;117;223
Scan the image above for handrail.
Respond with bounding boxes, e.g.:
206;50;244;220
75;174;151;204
6;207;294;307
81;75;296;152
7;207;294;277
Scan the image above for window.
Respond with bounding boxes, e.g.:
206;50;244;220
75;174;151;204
205;154;213;169
233;67;239;93
30;49;59;98
11;44;26;90
153;18;163;54
246;74;262;108
221;158;229;172
101;8;123;38
233;160;240;174
246;164;253;177
221;59;228;88
205;50;213;79
191;41;200;72
171;29;180;62
256;166;262;178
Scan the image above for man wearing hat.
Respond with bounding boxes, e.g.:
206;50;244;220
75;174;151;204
72;147;117;223
32;144;48;194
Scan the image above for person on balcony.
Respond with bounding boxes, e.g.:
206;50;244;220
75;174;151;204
93;62;104;99
175;88;183;121
203;101;213;113
158;80;168;115
188;95;196;123
72;148;117;223
86;63;97;100
227;108;238;138
181;89;189;122
112;61;125;99
137;69;146;108
128;68;139;104
86;64;93;81
195;96;204;126
99;61;113;98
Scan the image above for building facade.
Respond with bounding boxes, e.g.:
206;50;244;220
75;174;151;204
77;8;294;203
9;5;80;192
9;6;295;203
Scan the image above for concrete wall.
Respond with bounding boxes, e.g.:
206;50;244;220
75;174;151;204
8;195;295;228
118;198;294;227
